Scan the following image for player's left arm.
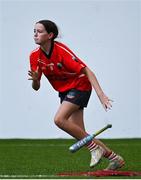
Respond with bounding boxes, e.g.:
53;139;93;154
82;67;112;111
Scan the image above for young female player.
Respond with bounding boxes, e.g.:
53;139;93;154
28;20;125;170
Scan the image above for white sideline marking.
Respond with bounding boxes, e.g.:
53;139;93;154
0;174;58;178
0;143;69;147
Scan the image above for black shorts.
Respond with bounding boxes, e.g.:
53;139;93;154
59;89;91;109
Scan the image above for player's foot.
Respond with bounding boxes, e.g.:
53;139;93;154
105;155;125;170
90;146;104;168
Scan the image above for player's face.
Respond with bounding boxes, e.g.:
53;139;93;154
34;23;51;45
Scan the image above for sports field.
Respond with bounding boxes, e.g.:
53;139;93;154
0;138;140;179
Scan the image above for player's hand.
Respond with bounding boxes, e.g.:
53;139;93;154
98;93;113;111
28;67;39;81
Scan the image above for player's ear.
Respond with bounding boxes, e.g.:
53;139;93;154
48;32;54;40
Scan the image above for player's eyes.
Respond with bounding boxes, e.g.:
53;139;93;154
34;29;43;34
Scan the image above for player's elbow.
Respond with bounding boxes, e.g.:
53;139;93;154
32;80;40;91
33;86;40;91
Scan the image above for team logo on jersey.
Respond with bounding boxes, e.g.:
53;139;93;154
57;63;63;69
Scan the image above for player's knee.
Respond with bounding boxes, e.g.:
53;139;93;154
54;115;65;128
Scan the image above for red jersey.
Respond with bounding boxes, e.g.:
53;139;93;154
29;41;92;92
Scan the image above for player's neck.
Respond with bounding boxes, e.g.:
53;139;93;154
41;41;52;55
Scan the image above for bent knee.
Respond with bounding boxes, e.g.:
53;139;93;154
54;115;66;128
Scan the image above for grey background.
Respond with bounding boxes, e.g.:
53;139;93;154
0;0;140;138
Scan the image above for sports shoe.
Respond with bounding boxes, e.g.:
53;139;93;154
90;146;104;168
105;155;125;170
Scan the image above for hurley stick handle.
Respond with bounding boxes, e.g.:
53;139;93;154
69;124;112;153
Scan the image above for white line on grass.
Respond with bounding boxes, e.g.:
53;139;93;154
0;143;69;147
0;174;59;178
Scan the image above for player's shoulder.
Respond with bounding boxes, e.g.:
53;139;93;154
55;41;68;48
30;47;40;57
54;41;74;55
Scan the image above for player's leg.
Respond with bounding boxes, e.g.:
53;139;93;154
56;89;125;169
68;109;105;167
68;110;125;169
90;138;125;169
55;89;92;139
54;101;88;139
69;110;112;152
68;108;85;130
55;101;103;162
68;108;100;151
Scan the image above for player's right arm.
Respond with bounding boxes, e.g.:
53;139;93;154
28;50;42;91
28;67;40;91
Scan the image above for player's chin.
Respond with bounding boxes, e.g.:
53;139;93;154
34;40;41;45
35;42;41;45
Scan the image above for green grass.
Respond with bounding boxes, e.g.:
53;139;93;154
0;139;140;179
